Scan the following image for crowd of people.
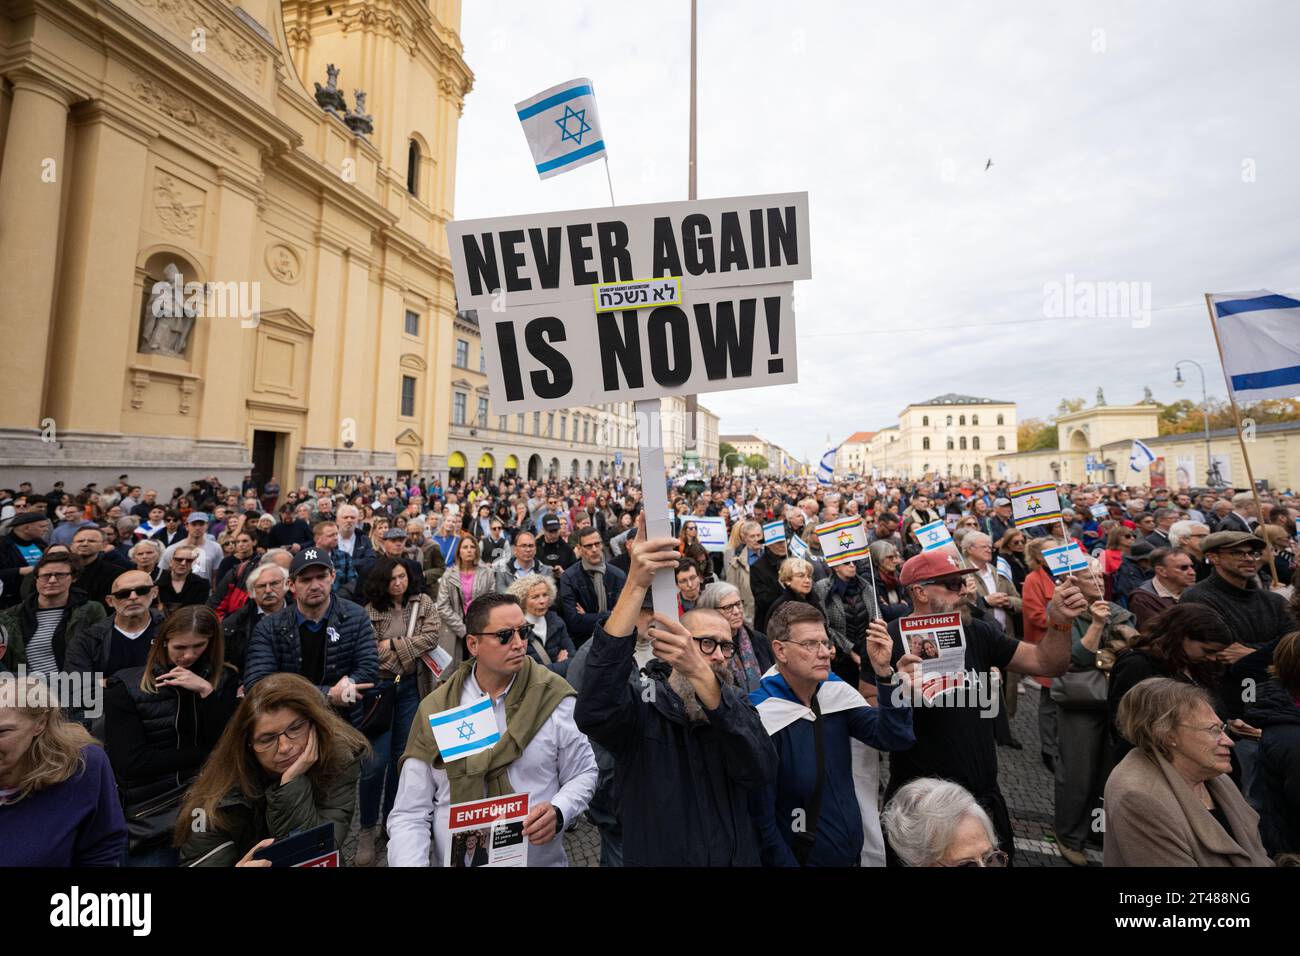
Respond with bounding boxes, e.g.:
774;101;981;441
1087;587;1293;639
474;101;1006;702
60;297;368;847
0;470;1296;868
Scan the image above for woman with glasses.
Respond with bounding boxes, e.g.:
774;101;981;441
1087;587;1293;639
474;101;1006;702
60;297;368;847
761;558;823;633
435;535;497;668
178;672;368;866
103;606;239;866
153;510;186;548
479;519;511;566
352;557;441;867
881;777;1008;867
156;546;209;614
994;530;1029;589
677;519;701;556
1105;677;1270;866
697;581;774;695
508;573;575;677
1101;525;1139;603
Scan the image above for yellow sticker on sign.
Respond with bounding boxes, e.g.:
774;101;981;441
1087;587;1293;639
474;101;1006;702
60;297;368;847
592;277;682;312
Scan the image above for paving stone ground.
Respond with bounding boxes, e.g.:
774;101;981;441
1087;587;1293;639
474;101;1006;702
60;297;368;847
344;678;1097;868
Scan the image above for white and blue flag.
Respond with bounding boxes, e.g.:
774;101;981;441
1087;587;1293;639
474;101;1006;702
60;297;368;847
1044;542;1090;578
429;697;501;761
1129;439;1156;474
763;520;787;546
817;447;837;486
1207;291;1300;401
788;534;810;560
515;78;607;180
915;519;954;552
995;556;1014;582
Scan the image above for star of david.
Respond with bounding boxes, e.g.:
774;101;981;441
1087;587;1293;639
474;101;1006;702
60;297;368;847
456;720;475;741
1025;496;1042;514
837;532;853;548
555;105;591;145
926;530;941;543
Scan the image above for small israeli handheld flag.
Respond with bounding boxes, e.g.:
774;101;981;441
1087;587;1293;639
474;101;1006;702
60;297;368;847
429;697;501;761
915;519;954;552
515;78;607;179
788;534;810;560
1044;543;1090;578
1129;439;1156;474
995;556;1014;582
763;520;786;546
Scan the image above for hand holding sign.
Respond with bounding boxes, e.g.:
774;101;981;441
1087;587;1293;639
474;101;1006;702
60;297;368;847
864;619;895;678
626;512;681;591
523;800;559;845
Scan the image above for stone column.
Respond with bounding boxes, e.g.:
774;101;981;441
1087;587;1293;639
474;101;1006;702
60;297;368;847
0;73;74;428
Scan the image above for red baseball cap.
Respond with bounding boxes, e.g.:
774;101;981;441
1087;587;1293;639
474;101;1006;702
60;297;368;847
899;550;977;587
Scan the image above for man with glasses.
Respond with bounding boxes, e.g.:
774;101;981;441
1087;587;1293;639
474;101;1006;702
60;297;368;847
243;550;378;723
479;519;510;565
881;549;1086;866
64;568;161;725
0;552;106;677
160;512;224;580
155;544;210;613
1181;530;1293;795
1127;547;1197;627
222;560;290;676
1169;520;1212;581
575;516;777;865
495;530;540;592
748;601;918;867
389;592;597;867
560;527;626;646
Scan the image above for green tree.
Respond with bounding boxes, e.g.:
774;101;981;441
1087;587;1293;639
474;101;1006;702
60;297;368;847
1017;418;1057;450
744;454;770;473
1056;397;1087;417
719;441;739;470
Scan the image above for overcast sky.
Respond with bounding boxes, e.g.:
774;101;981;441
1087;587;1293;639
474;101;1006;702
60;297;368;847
453;1;1300;463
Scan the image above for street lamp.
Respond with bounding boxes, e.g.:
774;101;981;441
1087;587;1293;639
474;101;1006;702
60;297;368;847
1174;359;1218;487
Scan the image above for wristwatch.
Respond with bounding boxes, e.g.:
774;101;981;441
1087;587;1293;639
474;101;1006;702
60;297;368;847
874;667;898;685
554;806;565;833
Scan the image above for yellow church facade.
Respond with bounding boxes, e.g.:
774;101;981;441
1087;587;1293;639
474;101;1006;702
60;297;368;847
0;0;472;490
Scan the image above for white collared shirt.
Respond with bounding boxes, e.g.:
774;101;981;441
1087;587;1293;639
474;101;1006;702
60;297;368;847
974;564;1008;631
386;666;597;867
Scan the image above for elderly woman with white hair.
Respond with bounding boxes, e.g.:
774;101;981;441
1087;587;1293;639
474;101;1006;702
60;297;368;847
506;573;576;677
881;777;1007;867
760;557;823;633
129;537;164;584
697;581;774;695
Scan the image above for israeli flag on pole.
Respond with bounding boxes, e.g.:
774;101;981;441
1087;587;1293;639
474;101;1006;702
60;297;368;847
788;534;810;560
1129;439;1156;474
515;78;607;180
817;447;837;486
1207;291;1300;401
429;697;501;761
915;519;954;552
995;556;1014;582
1044;542;1090;577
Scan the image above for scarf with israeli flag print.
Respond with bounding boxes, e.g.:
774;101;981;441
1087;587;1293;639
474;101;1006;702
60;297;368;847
748;666;868;736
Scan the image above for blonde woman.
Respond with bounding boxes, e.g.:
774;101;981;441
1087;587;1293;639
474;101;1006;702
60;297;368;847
0;675;127;866
369;516;391;554
507;572;576;677
760;556;822;632
435;535;497;668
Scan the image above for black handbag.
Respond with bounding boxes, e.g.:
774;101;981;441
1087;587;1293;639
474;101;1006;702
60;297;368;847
358;676;399;738
123;783;188;853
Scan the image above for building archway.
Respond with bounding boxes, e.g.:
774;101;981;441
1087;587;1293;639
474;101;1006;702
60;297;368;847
528;454;542;480
504;454;519;478
570;458;580;479
477;452;494;482
585;460;593;478
549;458;560;479
973;464;982;480
448;451;467;483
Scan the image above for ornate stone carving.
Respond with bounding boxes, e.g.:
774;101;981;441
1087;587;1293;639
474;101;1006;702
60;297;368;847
313;63;346;118
266;244;302;283
129;76;240;154
140;262;199;356
179;379;196;415
153;174;203;237
286;23;311;49
131;370;151;409
133;0;266;85
345;89;374;136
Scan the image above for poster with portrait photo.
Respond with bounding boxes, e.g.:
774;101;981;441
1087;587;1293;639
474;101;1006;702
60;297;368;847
900;612;968;702
444;793;529;868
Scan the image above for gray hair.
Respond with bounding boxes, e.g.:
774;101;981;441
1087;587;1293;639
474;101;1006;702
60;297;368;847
507;572;556;606
868;540;898;566
960;531;991;555
248;561;289;587
881;778;999;867
116;516;140;536
1169;520;1209;547
128;538;162;560
697;581;741;609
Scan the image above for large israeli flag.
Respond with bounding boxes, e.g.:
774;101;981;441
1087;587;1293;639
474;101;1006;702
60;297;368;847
515;78;607;180
1207;291;1300;401
1129;439;1156;474
817;447;837;486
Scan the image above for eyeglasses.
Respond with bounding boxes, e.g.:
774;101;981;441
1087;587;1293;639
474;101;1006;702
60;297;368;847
942;849;1009;868
111;585;155;600
1180;721;1230;739
172;556;194;563
1223;549;1263;560
693;636;737;658
717;601;744;613
779;638;833;654
36;571;72;581
251;717;310;752
919;578;965;592
472;624;535;645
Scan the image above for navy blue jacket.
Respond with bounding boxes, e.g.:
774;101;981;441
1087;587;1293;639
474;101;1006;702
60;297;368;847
525;609;577;678
1247;679;1300;856
574;625;777;866
242;597;378;707
747;671;913;866
558;561;626;644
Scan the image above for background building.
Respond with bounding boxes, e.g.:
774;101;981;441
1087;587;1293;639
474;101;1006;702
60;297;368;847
836;431;875;475
0;0;471;490
866;394;1018;479
445;312;638;482
661;397;719;475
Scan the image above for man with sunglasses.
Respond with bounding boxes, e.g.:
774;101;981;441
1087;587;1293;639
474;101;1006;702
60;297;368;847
0;552;106;678
880;549;1086;866
389;592;597;867
1181;530;1293;795
64;569;162;723
575;516;777;866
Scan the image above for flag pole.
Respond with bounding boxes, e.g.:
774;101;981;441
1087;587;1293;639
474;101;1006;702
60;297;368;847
1203;294;1279;586
602;156;616;207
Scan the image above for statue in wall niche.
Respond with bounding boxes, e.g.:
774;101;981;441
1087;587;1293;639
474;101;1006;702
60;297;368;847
345;89;374;136
139;262;198;357
314;63;347;118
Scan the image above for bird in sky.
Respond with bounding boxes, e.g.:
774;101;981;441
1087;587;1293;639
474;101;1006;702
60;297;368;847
985;158;993;171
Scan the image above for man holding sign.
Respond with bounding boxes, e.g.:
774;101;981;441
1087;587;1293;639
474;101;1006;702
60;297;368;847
388;593;597;867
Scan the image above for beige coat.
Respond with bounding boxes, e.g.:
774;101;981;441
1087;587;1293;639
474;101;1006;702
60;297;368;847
435;564;498;669
723;548;757;629
969;562;1022;641
1103;749;1272;867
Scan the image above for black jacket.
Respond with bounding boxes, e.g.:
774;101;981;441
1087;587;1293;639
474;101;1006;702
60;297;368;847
749;549;786;633
760;586;824;633
558;561;626;644
221;600;289;675
103;661;239;807
242;597;379;703
157;573;210;613
1247;679;1300;856
268;519;313;550
574;625;777;866
76;555;125;606
524;610;577;677
67;610;166;679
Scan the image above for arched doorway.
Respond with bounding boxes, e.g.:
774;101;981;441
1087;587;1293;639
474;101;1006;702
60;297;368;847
448;451;466;483
570;459;580;479
973;464;982;480
548;458;560;479
528;454;541;480
584;460;593;478
504;454;519;479
477;452;494;482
